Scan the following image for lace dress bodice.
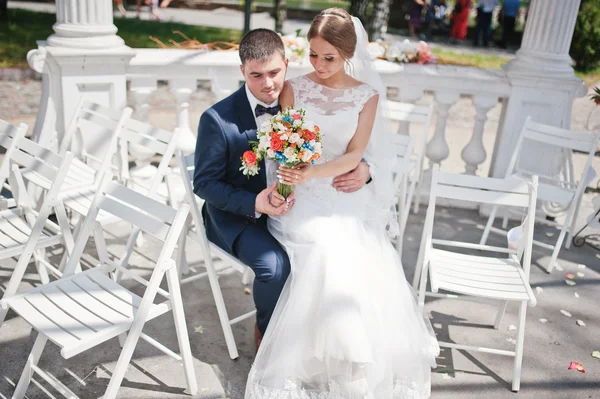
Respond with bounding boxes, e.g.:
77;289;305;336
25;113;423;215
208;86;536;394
266;75;378;226
290;75;377;163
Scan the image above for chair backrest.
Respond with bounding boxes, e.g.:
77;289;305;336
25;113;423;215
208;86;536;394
118;118;181;195
507;117;599;193
0;120;27;191
421;166;538;275
393;133;416;188
387;101;434;180
62;176;190;279
177;151;206;236
60;99;132;183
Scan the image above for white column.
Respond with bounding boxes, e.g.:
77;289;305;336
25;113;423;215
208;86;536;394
462;95;498;175
28;0;134;151
50;0;124;49
489;0;587;178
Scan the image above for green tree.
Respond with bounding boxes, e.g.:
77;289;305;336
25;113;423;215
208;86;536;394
570;0;600;71
350;0;393;40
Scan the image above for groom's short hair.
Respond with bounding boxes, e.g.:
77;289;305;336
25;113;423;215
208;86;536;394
239;29;285;65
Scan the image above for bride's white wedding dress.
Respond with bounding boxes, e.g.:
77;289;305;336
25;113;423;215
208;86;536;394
245;75;439;399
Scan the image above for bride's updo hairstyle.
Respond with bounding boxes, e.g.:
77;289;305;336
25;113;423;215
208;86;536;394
307;8;357;61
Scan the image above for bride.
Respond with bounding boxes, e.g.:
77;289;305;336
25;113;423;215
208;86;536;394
246;8;439;399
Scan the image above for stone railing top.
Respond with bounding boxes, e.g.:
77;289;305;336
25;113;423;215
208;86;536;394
127;48;511;98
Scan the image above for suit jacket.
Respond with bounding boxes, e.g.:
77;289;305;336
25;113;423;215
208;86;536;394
194;85;266;253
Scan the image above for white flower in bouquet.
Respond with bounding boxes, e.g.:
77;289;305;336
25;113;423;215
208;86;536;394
279;133;289;141
300;150;314;163
313;142;322;153
293;118;302;127
267;149;276;158
289;133;301;143
283;147;298;162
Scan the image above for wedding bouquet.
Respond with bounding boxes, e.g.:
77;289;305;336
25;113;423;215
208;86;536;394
240;107;322;198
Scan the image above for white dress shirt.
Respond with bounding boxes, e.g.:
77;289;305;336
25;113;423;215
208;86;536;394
245;84;279;217
479;0;498;13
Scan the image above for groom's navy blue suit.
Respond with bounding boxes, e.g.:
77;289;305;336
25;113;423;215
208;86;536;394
193;85;290;335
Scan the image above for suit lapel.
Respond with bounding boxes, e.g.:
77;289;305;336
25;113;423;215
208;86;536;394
234;85;266;186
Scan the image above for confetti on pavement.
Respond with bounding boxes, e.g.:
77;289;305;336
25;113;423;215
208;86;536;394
506;338;517;345
244;287;252;295
592;351;600;360
539;318;548;323
194;326;205;334
578;264;586;269
575;292;580;298
535;286;544;294
565;273;575;279
545;232;555;237
568;362;585;373
508;324;517;331
560;310;572;317
555;264;564;271
565;280;576;286
577;272;585;278
577;320;586;327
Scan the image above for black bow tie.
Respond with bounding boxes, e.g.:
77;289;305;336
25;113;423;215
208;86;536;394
255;104;281;117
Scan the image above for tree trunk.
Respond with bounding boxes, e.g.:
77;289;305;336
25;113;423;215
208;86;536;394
274;0;287;33
369;0;391;40
0;0;8;21
349;0;372;27
388;0;411;31
244;0;252;34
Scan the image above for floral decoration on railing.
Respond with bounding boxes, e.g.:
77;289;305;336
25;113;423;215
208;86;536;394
281;30;309;64
586;86;600;130
368;40;435;65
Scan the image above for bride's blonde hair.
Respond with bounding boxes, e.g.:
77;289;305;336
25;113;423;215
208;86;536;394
307;8;357;61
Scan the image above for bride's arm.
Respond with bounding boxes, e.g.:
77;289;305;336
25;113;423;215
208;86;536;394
278;94;378;184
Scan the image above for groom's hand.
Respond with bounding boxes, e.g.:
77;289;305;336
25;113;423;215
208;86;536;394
255;182;295;216
332;161;370;193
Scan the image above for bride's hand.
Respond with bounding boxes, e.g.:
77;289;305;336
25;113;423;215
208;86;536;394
278;164;313;185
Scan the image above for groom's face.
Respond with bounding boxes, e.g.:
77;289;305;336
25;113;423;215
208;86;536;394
240;54;288;105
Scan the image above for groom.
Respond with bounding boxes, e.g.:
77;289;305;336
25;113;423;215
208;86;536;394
194;28;372;349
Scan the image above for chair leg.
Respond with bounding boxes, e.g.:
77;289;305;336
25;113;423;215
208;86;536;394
241;267;254;286
177;220;190;278
0;249;38;326
166;266;198;395
546;227;568;274
480;206;498;246
494;300;508;329
12;334;48;399
512;301;528;392
502;211;509;230
32;248;50;284
205;256;239;359
103;270;168;399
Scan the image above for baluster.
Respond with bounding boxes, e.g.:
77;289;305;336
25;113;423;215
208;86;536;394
169;78;197;155
128;77;158;188
461;95;498;175
396;87;424;136
426;91;459;168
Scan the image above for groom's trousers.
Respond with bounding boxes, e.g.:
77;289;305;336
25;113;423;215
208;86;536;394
228;217;291;336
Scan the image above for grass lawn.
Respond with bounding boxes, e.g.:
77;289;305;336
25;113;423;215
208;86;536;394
0;8;242;68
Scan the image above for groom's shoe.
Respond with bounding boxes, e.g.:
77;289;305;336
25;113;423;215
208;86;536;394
255;324;263;353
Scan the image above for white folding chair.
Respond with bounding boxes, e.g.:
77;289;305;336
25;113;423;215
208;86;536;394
170;151;255;360
60;119;180;227
416;166;538;392
387;101;434;214
479;117;600;273
1;177;197;399
0;120;27;209
21;100;132;196
0;135;75;326
392;133;416;255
